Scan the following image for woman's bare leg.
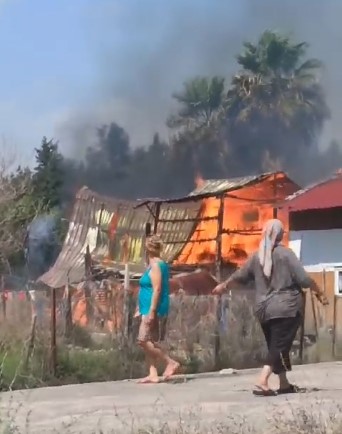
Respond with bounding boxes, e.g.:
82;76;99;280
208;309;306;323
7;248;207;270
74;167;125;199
140;341;179;379
137;342;160;383
255;365;272;390
154;342;180;378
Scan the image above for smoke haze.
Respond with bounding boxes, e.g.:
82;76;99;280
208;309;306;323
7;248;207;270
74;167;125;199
56;0;342;157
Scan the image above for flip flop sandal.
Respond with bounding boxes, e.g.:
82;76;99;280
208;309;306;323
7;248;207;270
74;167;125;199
252;387;277;397
277;384;299;394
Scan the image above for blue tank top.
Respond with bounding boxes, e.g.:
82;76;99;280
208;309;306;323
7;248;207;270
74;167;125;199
138;261;170;316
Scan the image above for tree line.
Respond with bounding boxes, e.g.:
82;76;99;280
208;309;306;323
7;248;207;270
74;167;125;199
2;30;342;275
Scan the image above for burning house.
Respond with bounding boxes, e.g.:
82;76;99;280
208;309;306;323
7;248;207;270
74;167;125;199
37;171;299;333
37;186;205;330
137;171;299;278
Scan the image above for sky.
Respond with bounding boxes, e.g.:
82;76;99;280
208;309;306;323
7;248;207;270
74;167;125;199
1;0;342;166
0;0;98;164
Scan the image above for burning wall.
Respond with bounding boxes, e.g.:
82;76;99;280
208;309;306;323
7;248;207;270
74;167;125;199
175;172;298;266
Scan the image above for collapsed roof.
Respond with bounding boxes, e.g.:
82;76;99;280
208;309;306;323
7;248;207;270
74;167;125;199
38;171;299;288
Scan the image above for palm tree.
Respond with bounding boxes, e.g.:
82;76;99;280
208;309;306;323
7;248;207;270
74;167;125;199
168;76;225;132
167;76;227;178
226;30;329;144
222;30;330;173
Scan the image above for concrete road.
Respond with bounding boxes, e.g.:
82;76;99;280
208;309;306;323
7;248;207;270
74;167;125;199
1;362;342;433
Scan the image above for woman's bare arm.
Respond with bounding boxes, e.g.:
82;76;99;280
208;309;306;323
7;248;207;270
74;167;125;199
149;262;162;315
213;255;255;294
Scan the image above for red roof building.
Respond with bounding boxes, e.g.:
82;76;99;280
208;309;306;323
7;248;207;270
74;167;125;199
284;172;342;213
282;172;342;232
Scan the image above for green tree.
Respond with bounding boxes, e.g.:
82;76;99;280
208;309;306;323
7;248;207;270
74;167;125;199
168;76;225;132
0;166;39;272
225;30;330;171
84;123;131;197
168;76;227;181
126;133;174;198
33;137;64;210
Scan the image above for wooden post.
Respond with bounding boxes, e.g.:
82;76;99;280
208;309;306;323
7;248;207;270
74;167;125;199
145;223;152;266
322;268;327;326
50;287;57;376
153;203;161;234
272;173;278;218
64;272;73;338
84;245;93;325
145;223;152;237
299;292;306;363
310;290;318;338
96;203;105;245
215;195;225;281
25;315;37;369
1;275;6;320
123;263;130;339
214;194;225;368
332;295;337;358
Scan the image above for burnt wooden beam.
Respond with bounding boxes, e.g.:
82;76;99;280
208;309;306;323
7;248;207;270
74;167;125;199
157;216;217;224
154;202;161;234
215;195;225;281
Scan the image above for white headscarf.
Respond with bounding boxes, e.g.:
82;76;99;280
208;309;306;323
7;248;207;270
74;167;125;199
258;219;284;278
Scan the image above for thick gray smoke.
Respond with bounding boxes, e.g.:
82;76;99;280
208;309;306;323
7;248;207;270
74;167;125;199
25;215;58;280
56;0;342;157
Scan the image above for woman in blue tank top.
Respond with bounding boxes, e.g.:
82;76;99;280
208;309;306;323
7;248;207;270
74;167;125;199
136;235;179;383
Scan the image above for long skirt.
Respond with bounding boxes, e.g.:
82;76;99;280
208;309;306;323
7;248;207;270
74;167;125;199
260;314;301;374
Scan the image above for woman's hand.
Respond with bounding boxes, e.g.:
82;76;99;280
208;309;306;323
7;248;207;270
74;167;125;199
212;282;226;295
133;306;140;318
315;292;329;306
146;311;156;324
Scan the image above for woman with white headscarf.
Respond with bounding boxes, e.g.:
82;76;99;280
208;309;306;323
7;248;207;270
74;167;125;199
213;219;328;396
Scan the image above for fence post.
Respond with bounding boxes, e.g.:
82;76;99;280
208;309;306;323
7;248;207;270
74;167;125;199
64;278;73;338
332;295;337;358
1;275;6;320
84;245;93;326
214;194;225;369
50;287;57;376
123;263;130;339
299;291;306;363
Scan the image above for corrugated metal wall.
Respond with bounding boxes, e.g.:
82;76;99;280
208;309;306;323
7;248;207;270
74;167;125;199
38;187;201;288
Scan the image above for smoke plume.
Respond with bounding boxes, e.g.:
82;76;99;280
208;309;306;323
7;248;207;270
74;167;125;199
25;214;58;280
56;0;342;173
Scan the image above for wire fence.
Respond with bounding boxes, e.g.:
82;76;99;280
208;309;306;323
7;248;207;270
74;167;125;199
0;280;338;391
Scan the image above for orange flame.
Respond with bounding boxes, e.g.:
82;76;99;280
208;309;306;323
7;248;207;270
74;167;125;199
194;172;205;188
176;173;298;266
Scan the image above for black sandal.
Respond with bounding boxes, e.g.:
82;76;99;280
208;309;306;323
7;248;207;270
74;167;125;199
277;384;298;394
252;386;277;397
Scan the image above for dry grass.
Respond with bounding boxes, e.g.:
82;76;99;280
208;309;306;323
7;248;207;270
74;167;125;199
0;290;339;391
108;402;342;434
1;401;342;433
269;403;342;434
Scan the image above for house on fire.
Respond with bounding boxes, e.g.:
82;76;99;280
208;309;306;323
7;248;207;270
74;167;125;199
39;171;299;290
137;171;299;279
37;171;299;330
282;171;342;354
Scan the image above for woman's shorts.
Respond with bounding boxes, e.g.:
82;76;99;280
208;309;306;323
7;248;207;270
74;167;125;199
137;315;168;343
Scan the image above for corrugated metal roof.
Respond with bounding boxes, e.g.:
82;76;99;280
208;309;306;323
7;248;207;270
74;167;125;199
38;187;200;288
188;172;276;196
135;172;290;207
284;173;342;212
